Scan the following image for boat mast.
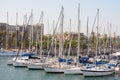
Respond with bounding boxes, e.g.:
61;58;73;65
40;11;44;57
47;20;50;51
103;27;106;55
77;3;80;66
29;10;32;52
68;19;72;59
36;26;38;55
6;12;8;50
95;9;99;58
59;6;64;58
16;13;18;49
52;20;57;58
86;17;89;55
31;10;34;51
109;24;112;54
20;14;26;52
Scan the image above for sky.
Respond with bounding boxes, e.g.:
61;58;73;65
0;0;120;35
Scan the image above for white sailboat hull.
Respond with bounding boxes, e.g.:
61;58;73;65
81;69;114;76
44;67;65;73
13;61;28;67
64;67;82;74
27;63;44;70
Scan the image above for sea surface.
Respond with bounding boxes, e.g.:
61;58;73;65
0;56;120;80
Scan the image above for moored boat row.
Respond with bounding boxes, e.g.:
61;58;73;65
7;52;120;77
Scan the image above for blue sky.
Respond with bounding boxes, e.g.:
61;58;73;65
0;0;120;35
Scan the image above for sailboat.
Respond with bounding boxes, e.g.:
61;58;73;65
64;3;83;74
27;28;44;69
81;9;115;77
44;6;69;73
81;65;114;76
13;11;35;67
27;12;46;70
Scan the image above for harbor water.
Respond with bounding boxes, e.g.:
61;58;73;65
0;56;120;80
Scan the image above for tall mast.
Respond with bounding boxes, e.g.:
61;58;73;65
77;3;80;66
96;9;99;57
52;20;57;58
87;17;89;55
59;6;64;58
29;20;31;51
6;12;8;49
103;27;106;55
25;14;27;29
40;11;44;57
16;13;18;49
47;20;49;51
31;10;34;50
109;24;112;54
29;10;33;51
35;16;38;54
20;14;26;52
36;28;38;55
68;19;71;59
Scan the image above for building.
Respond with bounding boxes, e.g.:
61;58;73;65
0;22;44;48
25;23;44;40
0;23;7;31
